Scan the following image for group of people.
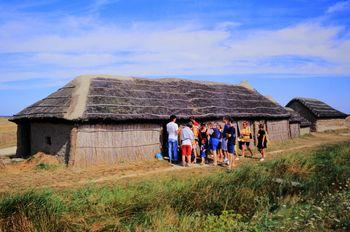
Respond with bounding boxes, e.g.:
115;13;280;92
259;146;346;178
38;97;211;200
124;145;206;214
166;115;267;168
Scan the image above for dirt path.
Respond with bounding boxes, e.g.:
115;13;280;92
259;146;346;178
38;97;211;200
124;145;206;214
51;164;208;188
51;134;350;188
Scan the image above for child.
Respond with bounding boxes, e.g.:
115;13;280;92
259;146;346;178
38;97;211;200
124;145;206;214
208;123;221;166
221;129;228;165
257;124;267;161
199;124;208;163
217;124;223;163
200;138;207;165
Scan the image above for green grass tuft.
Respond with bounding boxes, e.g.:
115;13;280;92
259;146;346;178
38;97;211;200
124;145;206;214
35;163;58;170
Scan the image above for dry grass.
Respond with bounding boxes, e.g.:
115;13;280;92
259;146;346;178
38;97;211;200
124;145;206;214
346;116;350;128
0;129;349;195
0;118;16;149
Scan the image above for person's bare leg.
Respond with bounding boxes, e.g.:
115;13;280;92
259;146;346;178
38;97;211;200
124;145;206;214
248;146;254;158
227;152;231;169
182;155;186;166
242;144;246;157
192;148;196;164
212;150;217;166
260;149;265;161
227;153;233;169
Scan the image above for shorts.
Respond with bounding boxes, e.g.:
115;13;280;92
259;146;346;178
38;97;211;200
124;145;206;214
200;150;206;158
209;138;220;151
221;139;228;151
239;141;250;150
257;141;267;150
181;145;192;156
227;143;235;154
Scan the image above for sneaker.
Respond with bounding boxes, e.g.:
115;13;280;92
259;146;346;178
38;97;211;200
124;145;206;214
260;158;265;162
224;158;228;163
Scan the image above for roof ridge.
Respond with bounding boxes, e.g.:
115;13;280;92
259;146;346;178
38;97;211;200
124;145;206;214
65;76;91;120
75;74;245;87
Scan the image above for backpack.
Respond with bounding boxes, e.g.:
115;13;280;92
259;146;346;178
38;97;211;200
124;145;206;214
212;128;221;139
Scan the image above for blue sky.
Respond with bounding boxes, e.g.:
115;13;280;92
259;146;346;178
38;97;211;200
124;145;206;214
0;0;350;115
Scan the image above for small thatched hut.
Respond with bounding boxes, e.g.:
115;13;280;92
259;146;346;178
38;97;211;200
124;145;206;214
285;107;311;138
286;97;347;132
11;75;291;167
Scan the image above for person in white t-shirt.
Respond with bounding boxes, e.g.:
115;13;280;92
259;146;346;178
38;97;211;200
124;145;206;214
180;123;195;166
166;115;179;163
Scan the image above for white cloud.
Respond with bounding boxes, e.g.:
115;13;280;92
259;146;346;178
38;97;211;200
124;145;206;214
326;1;350;14
0;6;350;88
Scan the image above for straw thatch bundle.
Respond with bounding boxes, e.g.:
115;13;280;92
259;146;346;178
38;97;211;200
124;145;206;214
285;107;311;128
286;97;347;119
0;159;5;169
11;75;290;122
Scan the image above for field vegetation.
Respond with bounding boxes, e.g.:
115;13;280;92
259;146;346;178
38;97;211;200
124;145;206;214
0;118;16;149
0;142;349;231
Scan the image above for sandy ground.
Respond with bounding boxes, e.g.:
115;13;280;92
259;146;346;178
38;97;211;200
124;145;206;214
0;130;349;195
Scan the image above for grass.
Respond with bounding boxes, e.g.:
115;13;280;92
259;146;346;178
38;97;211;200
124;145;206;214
0;142;349;231
0;191;68;232
0;117;16;149
35;163;58;171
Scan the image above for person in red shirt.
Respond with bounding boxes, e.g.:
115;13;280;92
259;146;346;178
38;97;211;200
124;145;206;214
189;116;200;127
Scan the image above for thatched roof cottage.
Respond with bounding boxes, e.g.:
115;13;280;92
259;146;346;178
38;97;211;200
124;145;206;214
11;75;292;167
285;107;311;137
286;97;347;132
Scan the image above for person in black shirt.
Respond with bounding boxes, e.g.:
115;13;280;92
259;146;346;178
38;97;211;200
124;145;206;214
257;124;267;161
223;116;237;169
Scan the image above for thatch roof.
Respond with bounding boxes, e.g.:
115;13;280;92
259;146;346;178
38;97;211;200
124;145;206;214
11;75;290;122
285;107;311;127
286;97;347;119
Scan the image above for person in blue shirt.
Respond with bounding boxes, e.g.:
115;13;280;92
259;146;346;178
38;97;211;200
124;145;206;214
223;116;237;169
208;122;221;166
